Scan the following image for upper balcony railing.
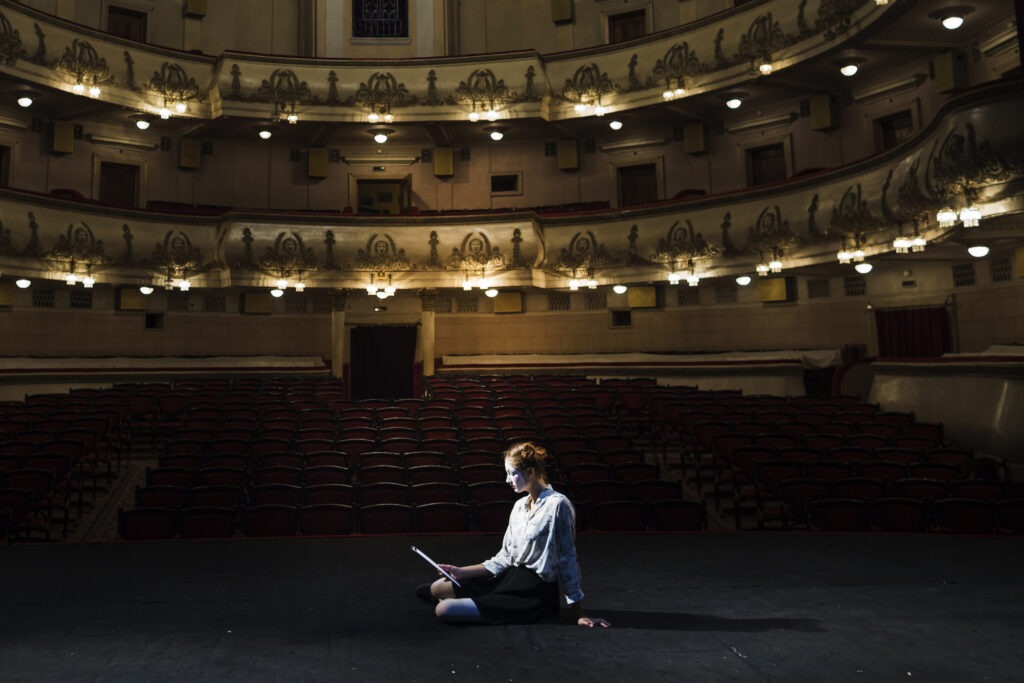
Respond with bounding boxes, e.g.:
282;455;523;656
0;0;894;124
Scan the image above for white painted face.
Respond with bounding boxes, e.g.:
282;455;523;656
505;460;529;493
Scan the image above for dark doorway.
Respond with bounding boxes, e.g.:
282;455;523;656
874;306;951;358
99;162;139;206
618;163;658;207
349;325;417;400
747;143;787;186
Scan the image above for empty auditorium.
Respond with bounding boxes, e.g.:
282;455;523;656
0;0;1022;680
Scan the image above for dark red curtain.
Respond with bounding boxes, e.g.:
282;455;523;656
874;306;950;358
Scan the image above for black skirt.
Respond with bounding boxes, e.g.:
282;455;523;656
454;566;560;625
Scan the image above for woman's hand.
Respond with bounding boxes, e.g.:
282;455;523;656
436;563;462;582
577;616;611;628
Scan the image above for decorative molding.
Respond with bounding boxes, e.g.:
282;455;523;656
852;74;926;104
599;137;668;153
86;134;158;151
726;113;798;135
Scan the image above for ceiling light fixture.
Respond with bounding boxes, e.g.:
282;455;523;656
735;275;752;286
608;120;623;131
854;262;874;274
612;284;628;294
837;58;866;77
270;288;284;298
17;96;33;108
369;127;394;144
484;125;507;141
139;286;154;295
484;288;499;298
15;278;31;289
967;245;989;258
722;92;747;110
258;128;273;140
930;6;974;30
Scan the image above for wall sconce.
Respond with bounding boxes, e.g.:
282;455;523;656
368;106;394;125
662;79;686;101
483;125;507;141
757;59;774;75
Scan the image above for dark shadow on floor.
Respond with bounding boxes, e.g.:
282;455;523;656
594;609;826;632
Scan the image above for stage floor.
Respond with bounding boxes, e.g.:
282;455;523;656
2;532;1023;682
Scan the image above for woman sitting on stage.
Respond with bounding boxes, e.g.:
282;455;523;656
420;441;611;628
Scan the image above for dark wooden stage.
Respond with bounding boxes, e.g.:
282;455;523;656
2;532;1022;682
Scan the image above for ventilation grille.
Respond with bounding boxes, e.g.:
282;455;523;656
952;263;976;288
32;289;55;308
455;292;478;313
548;292;571;311
676;286;700;306
990;256;1012;283
807;278;831;299
583;290;607;310
167;292;190;312
843;275;866;297
69;290;92;309
203;294;227;313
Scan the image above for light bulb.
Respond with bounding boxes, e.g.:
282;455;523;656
368;112;380;124
72;83;85;94
276;278;288;289
139;286;154;295
667;273;681;285
854;262;873;274
175;102;188;114
674;87;685;96
17;96;32;108
286;113;298;124
735;275;752;286
178;280;191;291
941;15;964;30
65;274;77;285
15;278;31;289
294;282;305;292
594;105;606;117
270;288;284;298
259;129;272;140
967;245;989;258
158;107;171;120
88;86;101;98
959;206;981;228
936;207;958;228
383;113;394;124
609;120;623;130
686;274;700;287
468;111;480;122
837;250;853;264
662;90;674;100
758;62;773;75
485;109;498;122
82;276;95;288
574;103;587;114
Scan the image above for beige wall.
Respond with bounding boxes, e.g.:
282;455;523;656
3;263;1020;360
